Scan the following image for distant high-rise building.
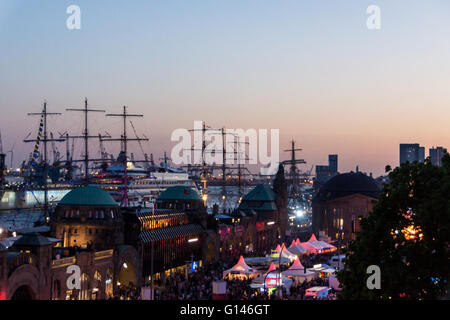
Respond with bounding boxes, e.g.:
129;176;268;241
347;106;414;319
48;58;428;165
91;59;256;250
328;154;338;173
429;146;447;167
400;144;425;165
314;154;338;190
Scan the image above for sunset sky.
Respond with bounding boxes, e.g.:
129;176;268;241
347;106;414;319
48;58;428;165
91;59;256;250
1;0;450;176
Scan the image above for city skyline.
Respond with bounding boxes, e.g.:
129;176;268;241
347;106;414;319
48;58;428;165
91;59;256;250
1;0;450;176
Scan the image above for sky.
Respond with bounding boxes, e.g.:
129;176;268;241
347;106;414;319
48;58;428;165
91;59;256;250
1;0;450;176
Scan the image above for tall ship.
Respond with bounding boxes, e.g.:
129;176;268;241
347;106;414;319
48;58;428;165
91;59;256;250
89;151;198;206
0;101;198;214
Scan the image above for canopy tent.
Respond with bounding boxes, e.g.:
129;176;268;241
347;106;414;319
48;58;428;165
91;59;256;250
223;256;258;280
265;262;276;275
251;264;293;291
273;243;297;260
245;256;291;267
282;258;316;283
288;240;308;255
317;240;336;251
288;257;305;270
307;264;336;277
300;241;318;254
300;234;337;254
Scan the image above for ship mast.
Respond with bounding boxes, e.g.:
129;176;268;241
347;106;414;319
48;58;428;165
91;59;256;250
186;124;249;211
66;98;106;185
103;106;148;207
24;102;64;222
283;140;306;199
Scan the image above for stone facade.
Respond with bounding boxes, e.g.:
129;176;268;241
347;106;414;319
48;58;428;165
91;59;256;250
0;242;138;300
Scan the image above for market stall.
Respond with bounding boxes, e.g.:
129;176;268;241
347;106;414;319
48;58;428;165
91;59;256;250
288;239;308;255
282;258;316;283
250;263;293;292
222;256;258;280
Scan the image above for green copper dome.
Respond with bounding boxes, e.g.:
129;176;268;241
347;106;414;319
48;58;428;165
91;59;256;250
241;184;276;202
59;186;118;207
158;186;201;201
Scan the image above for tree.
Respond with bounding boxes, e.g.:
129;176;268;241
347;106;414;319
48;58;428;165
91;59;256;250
337;156;450;300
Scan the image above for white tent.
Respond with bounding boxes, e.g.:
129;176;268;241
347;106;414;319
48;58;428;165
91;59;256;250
282;258;316;283
275;243;297;260
310;234;336;249
307;263;336;276
300;240;318;254
288;239;308;255
223;256;258;279
317;240;336;251
304;234;336;253
251;263;293;290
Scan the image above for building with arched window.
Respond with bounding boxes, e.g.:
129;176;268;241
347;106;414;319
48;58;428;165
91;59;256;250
0;186;139;300
51;186;123;250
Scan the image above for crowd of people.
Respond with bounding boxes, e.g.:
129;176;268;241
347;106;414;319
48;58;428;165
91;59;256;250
101;249;338;300
150;252;337;300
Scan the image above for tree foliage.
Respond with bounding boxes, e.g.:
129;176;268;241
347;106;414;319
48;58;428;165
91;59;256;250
337;156;450;299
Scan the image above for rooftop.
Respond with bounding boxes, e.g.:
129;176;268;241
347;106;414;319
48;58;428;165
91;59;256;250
12;232;52;247
315;172;381;201
241;184;276;202
158;186;201;201
59;186;118;207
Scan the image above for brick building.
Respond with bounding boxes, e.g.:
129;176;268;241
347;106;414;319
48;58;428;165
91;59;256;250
0;186;139;300
312;172;381;243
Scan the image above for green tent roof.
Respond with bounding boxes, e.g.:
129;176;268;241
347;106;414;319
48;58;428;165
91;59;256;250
59;186;118;207
241;184;276;202
158;186;201;201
